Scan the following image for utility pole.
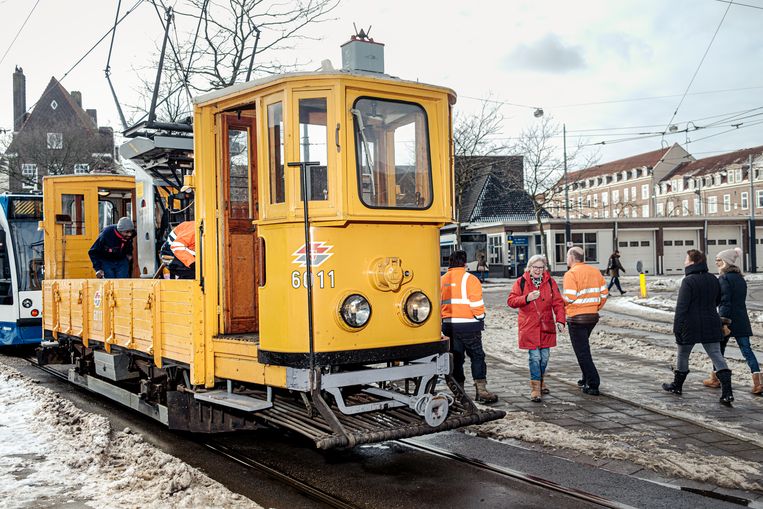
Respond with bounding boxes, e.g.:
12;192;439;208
563;124;571;247
749;154;757;273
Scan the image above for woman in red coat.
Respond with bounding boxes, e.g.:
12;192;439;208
507;255;566;402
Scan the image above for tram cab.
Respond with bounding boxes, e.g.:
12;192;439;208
40;38;504;448
0;195;43;345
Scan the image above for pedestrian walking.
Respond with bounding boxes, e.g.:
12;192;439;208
663;249;734;405
507;255;566;402
441;250;498;403
606;250;627;295
88;217;136;279
563;246;608;396
476;254;489;283
703;248;761;394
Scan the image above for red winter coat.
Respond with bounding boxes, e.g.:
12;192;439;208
507;271;566;350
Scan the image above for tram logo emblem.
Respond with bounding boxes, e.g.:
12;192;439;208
93;290;102;308
292;242;334;267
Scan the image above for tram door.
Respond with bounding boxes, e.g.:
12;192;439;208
221;112;259;334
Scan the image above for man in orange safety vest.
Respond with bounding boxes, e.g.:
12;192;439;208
441;250;498;403
563;246;608;395
161;221;195;280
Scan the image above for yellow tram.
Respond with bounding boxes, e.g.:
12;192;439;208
39;39;503;448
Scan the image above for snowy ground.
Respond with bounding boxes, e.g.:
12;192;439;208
476;275;763;492
0;362;261;509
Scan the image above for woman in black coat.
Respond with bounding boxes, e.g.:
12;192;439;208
663;249;734;405
711;247;761;394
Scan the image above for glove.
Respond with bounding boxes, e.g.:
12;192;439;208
556;322;565;333
95;270;105;279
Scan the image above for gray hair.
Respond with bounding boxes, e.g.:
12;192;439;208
524;254;549;272
567;246;584;262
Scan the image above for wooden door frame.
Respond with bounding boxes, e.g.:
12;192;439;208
220;112;259;334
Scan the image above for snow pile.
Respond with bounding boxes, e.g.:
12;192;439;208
646;276;683;291
0;362;261;509
473;412;763;492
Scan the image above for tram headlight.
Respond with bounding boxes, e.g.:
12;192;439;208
404;291;431;325
339;294;371;329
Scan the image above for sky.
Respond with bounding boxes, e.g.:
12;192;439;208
1;0;762;169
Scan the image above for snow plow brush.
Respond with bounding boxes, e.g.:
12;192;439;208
257;374;505;450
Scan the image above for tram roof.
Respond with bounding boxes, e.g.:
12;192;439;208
193;69;457;106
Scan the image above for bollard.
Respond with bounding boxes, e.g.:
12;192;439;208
639;273;647;298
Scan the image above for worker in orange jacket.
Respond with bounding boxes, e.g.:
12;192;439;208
161;221;195;280
441;250;498;404
563;246;608;395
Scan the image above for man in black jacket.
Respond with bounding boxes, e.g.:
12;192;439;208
88;217;136;279
663;249;734;405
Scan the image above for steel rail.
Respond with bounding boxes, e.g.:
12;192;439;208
202;440;359;509
397;439;637;509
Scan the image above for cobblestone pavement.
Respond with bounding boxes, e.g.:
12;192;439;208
474;284;763;505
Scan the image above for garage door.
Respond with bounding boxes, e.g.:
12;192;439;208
617;231;654;274
707;225;742;274
662;230;699;274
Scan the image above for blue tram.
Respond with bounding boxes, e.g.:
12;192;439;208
0;195;44;345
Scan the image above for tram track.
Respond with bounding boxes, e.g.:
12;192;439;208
396;439;636;509
22;354;631;508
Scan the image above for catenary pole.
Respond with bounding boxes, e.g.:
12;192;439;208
564;124;571;247
750;154;757;272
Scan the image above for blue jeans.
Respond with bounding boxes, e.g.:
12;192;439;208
451;331;487;385
719;337;761;373
528;348;550;381
101;259;130;279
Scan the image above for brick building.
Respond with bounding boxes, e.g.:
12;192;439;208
3;67;115;192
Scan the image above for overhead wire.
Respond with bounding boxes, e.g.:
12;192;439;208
0;0;41;67
661;0;733;136
10;0;146;131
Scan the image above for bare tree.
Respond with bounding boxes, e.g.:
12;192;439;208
453;99;511;244
2;126;114;191
513;116;597;256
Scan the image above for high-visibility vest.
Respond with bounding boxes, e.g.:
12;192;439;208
167;221;196;268
441;267;486;325
562;262;608;317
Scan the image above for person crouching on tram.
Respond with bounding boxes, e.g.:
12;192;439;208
441;250;498;404
507;255;565;403
88;217;136;279
161;221;196;279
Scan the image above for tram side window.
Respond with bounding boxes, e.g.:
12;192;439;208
268;102;285;204
61;194;86;235
229;128;251;218
0;229;12;304
353;98;432;209
298;98;328;201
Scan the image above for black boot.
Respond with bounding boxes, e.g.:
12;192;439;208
662;370;689;395
717;369;734;406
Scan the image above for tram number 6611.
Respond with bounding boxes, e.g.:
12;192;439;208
291;270;335;289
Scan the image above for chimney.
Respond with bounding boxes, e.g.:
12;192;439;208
13;66;26;131
70;91;82;108
86;108;97;127
341;29;384;74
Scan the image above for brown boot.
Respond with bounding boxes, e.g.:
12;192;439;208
752;372;763;395
529;380;542;402
474;379;498;404
540;377;550;395
703;371;720;388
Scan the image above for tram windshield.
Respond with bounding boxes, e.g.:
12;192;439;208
352;98;432;209
7;198;44;292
